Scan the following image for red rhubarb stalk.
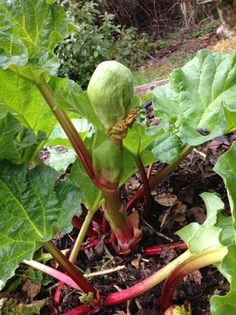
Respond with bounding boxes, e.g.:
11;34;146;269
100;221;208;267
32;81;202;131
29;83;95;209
161;246;227;311
37;81;95;182
104;250;191;305
145;241;187;255
23;259;80;290
134;154;152;217
125;145;193;211
63;305;92;315
44;241;97;296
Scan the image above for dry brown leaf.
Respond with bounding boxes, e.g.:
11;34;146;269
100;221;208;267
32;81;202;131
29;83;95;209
154;193;178;207
22;279;41;301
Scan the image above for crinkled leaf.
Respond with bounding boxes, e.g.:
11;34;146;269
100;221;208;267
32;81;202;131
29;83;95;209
0;33;28;70
152;50;236;146
177;192;225;254
0;161;81;289
211;244;236;315
0;69;56;135
0;0;75;80
223;103;236;133
217;215;234;246
70;158;102;212
214;141;236;240
201;192;224;226
49;77;102;129
123;122;164;156
151;132;183;164
0;112;46;164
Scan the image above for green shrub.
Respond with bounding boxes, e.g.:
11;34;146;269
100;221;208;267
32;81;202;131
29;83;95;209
55;1;151;88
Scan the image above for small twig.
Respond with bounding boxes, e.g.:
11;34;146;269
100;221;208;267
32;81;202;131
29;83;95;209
113;284;122;291
135;298;143;310
84;265;125;279
143;219;173;242
160;209;170;230
147;163;153;179
127;300;131;315
193;148;207;159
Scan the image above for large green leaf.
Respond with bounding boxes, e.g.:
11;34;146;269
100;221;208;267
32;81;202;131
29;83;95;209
49;77;102;129
70;158;102;212
209;143;236;314
0;69;56;135
0;112;46;164
177;193;225;254
151;132;183;164
211;245;236;315
152;50;236;146
0;161;81;289
123;122;164;156
214;141;236;240
0;0;74;80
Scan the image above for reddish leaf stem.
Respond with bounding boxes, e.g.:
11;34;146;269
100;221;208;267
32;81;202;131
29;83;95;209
134;154;152;216
125;145;193;211
44;241;97;296
62;305;92;315
104;250;192;305
145;241;187;255
161;246;227;311
23;259;80;290
102;188;134;253
36;81;95;181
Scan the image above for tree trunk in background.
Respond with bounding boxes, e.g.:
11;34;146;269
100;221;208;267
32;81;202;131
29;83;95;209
216;0;236;37
180;0;198;28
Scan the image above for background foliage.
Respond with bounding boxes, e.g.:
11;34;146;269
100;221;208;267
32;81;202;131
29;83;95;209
56;1;151;87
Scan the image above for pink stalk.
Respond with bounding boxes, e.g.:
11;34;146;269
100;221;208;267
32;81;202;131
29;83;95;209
23;260;80;290
134;154;152;217
104;250;192;305
161;246;227;311
44;241;97;296
80;239;110;251
145;241;187;255
36;81;95;182
54;281;65;304
125;146;193;211
63;305;92;315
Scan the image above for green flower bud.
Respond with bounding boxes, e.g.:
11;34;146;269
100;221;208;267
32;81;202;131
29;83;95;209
92;138;123;185
87;61;134;130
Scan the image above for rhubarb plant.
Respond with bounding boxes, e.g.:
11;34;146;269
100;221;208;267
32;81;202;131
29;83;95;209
2;0;236;314
160;142;236;314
